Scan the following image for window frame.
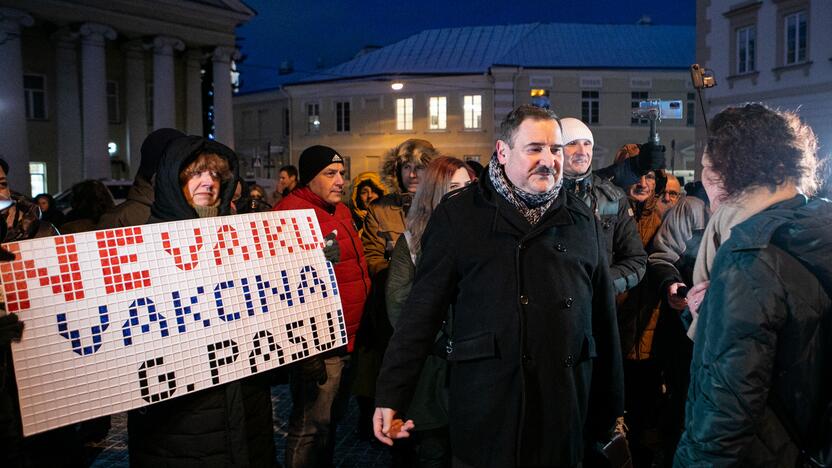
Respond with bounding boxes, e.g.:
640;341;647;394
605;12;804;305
463;94;482;130
630;91;649;126
29;162;47;198
783;10;808;65
427;96;447;130
107;80;121;124
581;90;600;124
306;102;321;135
335;100;351;133
736;25;757;74
395;97;414;131
23;73;48;121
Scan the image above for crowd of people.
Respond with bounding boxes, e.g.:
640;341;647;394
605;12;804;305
0;102;830;468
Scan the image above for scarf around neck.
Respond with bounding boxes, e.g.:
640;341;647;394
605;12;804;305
488;152;562;225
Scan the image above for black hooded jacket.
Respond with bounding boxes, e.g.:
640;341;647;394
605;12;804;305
128;136;276;467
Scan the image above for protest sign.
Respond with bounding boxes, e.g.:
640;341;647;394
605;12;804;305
0;210;345;436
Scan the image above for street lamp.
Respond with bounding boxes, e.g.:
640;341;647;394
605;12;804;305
391;81;403;91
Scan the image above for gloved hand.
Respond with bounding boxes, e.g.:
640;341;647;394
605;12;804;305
299;356;328;386
323;230;340;264
0;313;24;347
635;141;666;174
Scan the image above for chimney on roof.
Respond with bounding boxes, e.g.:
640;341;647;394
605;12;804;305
637;15;653;25
279;61;294;75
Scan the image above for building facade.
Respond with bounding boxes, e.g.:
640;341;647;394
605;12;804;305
0;0;254;196
697;0;832;165
235;23;696;185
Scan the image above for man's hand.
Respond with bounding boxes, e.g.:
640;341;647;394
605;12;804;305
667;282;688;311
373;407;414;446
686;280;710;316
323;230;340;264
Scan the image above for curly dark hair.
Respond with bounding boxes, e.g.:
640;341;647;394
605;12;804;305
706;103;818;198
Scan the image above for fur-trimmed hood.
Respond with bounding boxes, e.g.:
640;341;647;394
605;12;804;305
349;171;387;219
381;139;438;194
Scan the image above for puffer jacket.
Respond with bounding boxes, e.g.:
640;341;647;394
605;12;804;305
128;136;276;468
275;186;370;352
675;195;832;467
349;171;387;235
563;173;646;293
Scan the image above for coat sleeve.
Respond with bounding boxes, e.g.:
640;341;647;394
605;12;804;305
587;216;625;441
674;250;786;467
609;197;647;293
375;204;458;413
648;198;700;291
385;236;415;330
361;203;389;277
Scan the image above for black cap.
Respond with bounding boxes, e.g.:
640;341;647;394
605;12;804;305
298;145;344;185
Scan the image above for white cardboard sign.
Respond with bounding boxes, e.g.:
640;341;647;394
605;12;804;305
1;210;346;436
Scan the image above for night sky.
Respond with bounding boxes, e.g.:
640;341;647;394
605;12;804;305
235;0;696;93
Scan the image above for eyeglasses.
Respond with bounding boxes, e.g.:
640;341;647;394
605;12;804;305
663;190;681;200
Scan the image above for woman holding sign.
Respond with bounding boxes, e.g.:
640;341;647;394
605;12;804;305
128;136;277;467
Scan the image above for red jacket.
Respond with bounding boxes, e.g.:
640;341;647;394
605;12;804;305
274;187;370;351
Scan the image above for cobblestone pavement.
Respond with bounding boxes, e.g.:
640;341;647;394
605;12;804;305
88;384;391;467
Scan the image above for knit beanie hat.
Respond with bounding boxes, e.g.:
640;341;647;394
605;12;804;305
560;118;594;145
139;128;186;180
298;145;344;185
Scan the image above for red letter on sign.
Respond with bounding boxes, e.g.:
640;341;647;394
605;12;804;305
97;227;151;295
213;225;250;265
162;228;203;271
0;236;85;312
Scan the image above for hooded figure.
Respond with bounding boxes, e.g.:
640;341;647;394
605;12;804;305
98;128;185;229
361;139;436;276
349;171;387;235
127;136;276;467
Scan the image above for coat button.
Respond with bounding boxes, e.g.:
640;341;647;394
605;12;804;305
520;295;529;305
556;243;567;252
564;297;574;308
522;353;531;362
563;355;575;367
518;242;525;250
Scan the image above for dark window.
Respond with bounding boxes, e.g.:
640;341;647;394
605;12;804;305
23;74;47;120
107;81;120;123
581;91;599;124
631;91;649;125
336;101;350;132
687;92;695;127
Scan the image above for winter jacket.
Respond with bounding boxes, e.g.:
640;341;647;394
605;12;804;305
648;196;710;293
675;195;832;467
97;175;154;229
349;171;387;236
128;136;276;468
361;193;409;276
386;235;449;431
376;175;624;467
275;186;370;352
564;174;646;293
2;194;57;242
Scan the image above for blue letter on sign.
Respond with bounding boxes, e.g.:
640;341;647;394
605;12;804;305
56;305;109;356
122;297;169;346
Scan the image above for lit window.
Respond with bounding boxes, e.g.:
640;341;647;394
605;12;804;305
581;91;599;124
463;95;482;129
784;11;807;64
23;74;47;120
29;162;47;197
530;89;550;109
396;98;413;131
336;101;350;133
736;25;756;74
631;91;649;125
428;96;446;130
307;103;320;134
107;81;120;123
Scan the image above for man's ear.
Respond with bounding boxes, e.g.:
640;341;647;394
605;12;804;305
495;140;509;164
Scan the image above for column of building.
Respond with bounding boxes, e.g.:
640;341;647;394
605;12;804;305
52;28;83;192
79;23;116;181
212;46;239;148
123;40;148;178
185;49;204;136
0;8;33;194
152;36;184;130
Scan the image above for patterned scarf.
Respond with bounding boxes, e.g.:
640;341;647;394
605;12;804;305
488;152;562;225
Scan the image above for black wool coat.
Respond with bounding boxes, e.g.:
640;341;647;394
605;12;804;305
376;175;624;467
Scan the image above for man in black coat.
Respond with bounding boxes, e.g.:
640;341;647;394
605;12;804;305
374;105;624;467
